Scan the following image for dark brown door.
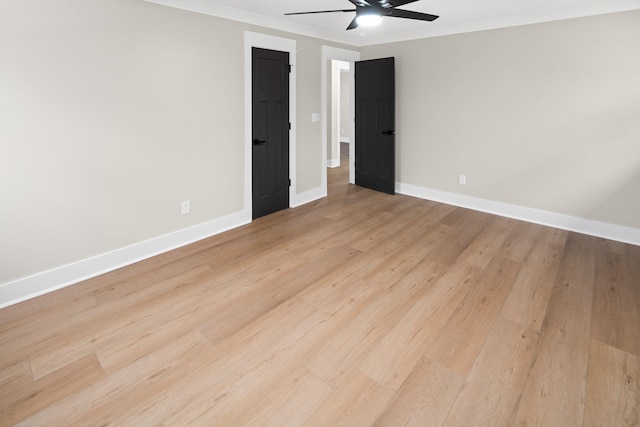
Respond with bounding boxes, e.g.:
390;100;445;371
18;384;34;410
355;57;395;195
252;48;290;219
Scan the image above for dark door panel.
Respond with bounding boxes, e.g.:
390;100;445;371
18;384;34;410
252;48;290;219
355;57;395;195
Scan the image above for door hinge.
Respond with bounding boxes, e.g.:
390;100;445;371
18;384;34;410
288;64;292;73
289;122;291;130
289;179;292;187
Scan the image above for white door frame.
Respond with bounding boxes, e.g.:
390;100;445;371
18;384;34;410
244;31;297;218
321;46;360;192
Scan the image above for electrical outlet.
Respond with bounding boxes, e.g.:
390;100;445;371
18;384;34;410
459;175;467;186
181;200;191;215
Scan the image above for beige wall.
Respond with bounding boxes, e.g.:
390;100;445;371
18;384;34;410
0;0;344;284
361;10;640;229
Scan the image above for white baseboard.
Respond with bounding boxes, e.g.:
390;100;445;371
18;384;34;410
340;137;350;143
291;186;326;208
396;182;640;246
0;210;251;309
7;182;636;309
327;158;340;168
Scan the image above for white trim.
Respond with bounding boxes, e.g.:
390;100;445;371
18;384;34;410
244;32;297;212
396;182;640;246
358;2;640;46
144;0;640;47
144;0;355;46
327;159;340;168
321;46;360;194
0;211;250;309
291;186;326;208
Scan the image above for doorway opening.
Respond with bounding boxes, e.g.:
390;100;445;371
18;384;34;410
327;60;352;190
321;46;360;196
328;60;351;170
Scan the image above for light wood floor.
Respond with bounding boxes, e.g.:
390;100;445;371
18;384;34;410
1;144;639;426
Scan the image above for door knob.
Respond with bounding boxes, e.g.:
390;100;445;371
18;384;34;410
253;139;267;145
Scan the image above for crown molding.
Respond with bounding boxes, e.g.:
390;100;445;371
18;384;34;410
143;0;356;45
357;1;640;46
144;0;640;47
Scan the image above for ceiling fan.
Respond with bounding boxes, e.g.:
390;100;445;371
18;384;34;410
284;0;439;31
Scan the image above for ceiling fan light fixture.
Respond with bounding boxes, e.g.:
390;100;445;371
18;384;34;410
356;13;382;27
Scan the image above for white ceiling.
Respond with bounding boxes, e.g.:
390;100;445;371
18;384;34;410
145;0;640;46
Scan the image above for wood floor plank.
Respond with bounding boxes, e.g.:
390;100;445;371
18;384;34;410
502;229;566;332
357;221;453;283
304;370;395;427
0;293;99;368
512;233;597;426
323;190;390;222
455;216;516;268
305;261;446;388
598;237;631;255
1;354;105;426
230;365;332;427
502;223;567;264
94;241;338;373
28;265;216;378
110;298;319;425
348;198;443;253
15;332;212;426
590;240;640;357
0;359;32;401
90;255;217;305
88;236;356;373
358;205;458;260
157;296;373;425
69;335;220;426
373;356;464;427
424;208;494;266
198;244;361;345
423;256;522;377
443;317;539;426
500;222;542;262
585;339;640;426
0;292;98;335
296;218;450;314
359;262;482;390
0;265;212;376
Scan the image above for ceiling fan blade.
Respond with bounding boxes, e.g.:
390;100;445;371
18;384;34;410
387;9;439;21
347;0;373;6
346;16;359;30
378;0;420;8
284;9;356;16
